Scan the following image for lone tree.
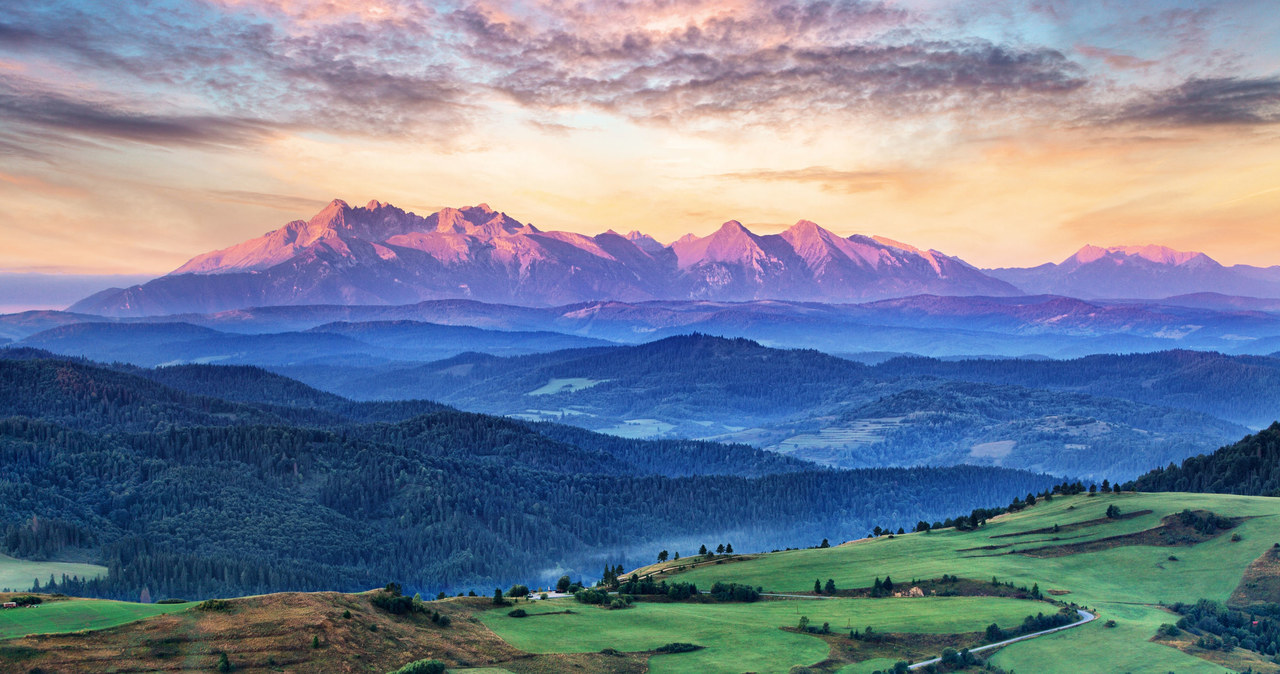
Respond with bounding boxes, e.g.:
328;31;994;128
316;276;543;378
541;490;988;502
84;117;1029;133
492;588;504;605
699;544;708;556
1106;505;1122;519
824;579;836;595
658;550;669;562
725;543;733;554
716;543;725;554
556;575;571;593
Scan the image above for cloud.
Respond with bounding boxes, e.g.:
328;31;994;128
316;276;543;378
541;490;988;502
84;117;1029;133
0;75;275;149
204;189;329;212
0;1;472;150
1112;77;1280;127
1074;44;1155;71
717;166;920;193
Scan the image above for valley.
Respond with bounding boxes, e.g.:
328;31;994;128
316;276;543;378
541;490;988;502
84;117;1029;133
4;489;1276;673
4;0;1279;669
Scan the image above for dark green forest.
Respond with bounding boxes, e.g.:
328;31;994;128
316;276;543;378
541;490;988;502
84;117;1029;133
1127;422;1280;496
0;352;1057;601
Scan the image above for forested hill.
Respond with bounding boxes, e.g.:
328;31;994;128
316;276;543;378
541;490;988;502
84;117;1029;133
873;350;1280;428
324;332;870;409
0;353;805;478
307;334;1247;480
0;352;1058;600
1127;423;1280;496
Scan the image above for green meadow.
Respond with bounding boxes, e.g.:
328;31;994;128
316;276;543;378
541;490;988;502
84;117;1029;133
484;492;1280;672
0;554;105;594
482;595;1054;674
0;598;194;639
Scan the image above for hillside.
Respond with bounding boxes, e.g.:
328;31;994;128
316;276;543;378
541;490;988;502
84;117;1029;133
315;334;1247;480
17;291;1280;361
1128;422;1280;496
875;350;1280;428
9;491;1278;673
0;353;1056;600
14;319;614;367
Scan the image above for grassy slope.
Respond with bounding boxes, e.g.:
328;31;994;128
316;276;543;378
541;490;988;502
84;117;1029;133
0;554;105;593
0;596;193;639
481;596;1053;674
1;592;651;674
654;492;1277;673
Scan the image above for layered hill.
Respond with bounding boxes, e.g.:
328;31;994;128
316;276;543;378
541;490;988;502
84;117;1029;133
988;244;1280;299
320;334;1248;480
0;351;1056;599
69;199;1019;316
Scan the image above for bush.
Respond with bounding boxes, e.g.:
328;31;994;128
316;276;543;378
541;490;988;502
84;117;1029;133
709;581;760;602
389;659;447;674
655;642;700;653
371;591;415;615
155;598;187;605
507;608;528;618
196;599;232;612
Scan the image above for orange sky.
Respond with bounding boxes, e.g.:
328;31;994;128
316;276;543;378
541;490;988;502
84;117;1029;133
1;0;1278;273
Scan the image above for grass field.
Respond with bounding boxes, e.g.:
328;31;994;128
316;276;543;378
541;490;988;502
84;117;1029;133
0;598;194;639
527;378;607;395
0;554;105;593
481;596;1058;673
651;492;1280;672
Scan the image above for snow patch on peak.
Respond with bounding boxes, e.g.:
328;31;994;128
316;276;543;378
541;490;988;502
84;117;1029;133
1067;244;1210;267
870;235;923;255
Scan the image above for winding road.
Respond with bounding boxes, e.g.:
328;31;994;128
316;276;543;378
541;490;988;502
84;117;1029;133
908;609;1097;670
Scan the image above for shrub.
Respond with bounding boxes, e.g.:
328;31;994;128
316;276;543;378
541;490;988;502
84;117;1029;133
655;642;700;653
1105;620;1117;628
216;652;232;672
155;598;187;605
507;608;528;618
196;599;232;612
389;659;447;674
371;591;415;614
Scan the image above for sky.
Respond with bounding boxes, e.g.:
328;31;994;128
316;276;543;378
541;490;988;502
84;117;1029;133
0;0;1278;274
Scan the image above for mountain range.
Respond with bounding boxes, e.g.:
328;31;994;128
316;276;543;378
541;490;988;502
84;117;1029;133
63;200;1280;317
987;245;1280;299
68;199;1017;316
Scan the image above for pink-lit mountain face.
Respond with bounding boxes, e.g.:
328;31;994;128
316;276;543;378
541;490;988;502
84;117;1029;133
70;200;1020;316
987;245;1280;299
